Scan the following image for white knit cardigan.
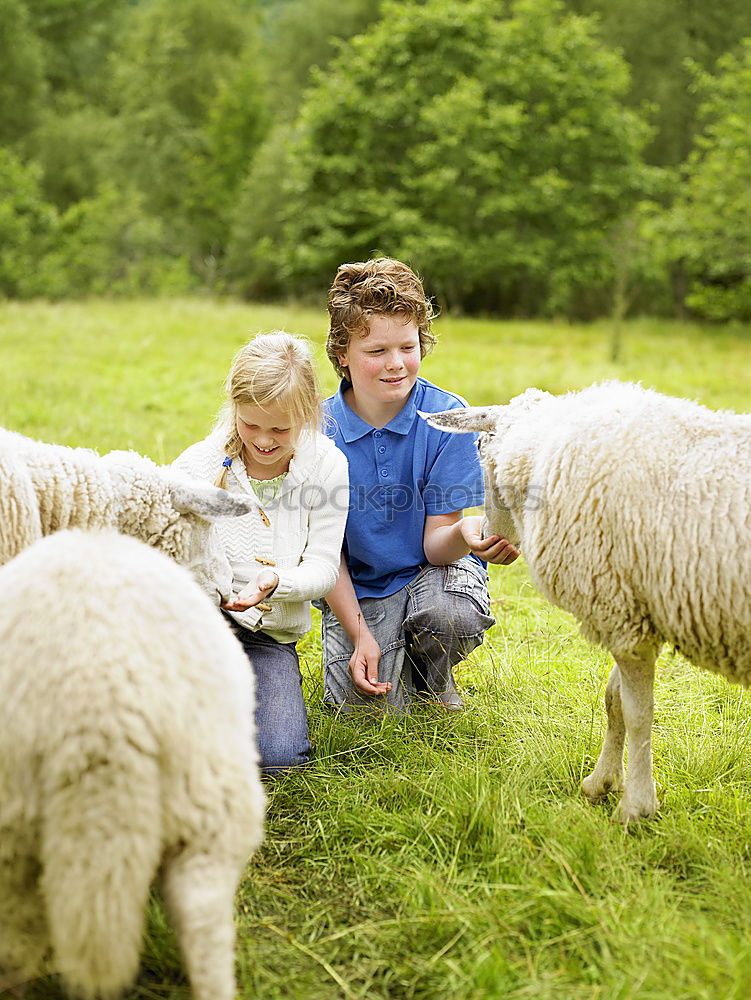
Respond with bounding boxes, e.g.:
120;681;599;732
173;428;349;640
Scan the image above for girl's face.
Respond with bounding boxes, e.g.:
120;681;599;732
236;400;297;478
337;314;421;408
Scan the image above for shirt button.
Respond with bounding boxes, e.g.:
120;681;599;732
378;446;386;454
381;469;388;477
374;431;382;438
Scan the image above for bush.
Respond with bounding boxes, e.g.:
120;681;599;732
32;187;193;299
0;149;57;298
668;40;751;322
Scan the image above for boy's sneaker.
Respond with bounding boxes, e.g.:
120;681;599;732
413;688;465;711
436;688;464;711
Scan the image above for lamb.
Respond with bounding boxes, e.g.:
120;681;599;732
0;529;266;1000
0;427;258;602
424;381;751;824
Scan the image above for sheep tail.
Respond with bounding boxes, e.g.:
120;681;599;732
40;752;163;1000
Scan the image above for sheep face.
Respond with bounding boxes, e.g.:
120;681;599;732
102;452;257;604
422;390;552;548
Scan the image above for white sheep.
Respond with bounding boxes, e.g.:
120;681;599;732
0;427;258;602
0;529;265;1000
424;381;751;824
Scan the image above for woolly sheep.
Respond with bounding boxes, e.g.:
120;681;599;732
424;381;751;824
0;427;257;602
0;529;265;1000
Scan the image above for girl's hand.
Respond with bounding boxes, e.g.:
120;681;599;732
221;570;279;612
460;516;520;565
349;632;391;697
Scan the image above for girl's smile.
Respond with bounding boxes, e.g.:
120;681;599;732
236;401;297;478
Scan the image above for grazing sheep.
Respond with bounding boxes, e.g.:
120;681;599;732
0;427;258;602
0;529;265;1000
424;381;751;823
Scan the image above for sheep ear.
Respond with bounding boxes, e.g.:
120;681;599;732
418;406;502;434
168;478;256;520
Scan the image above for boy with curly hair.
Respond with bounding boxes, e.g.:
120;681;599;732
320;257;519;712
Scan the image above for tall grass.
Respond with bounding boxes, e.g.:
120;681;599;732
3;300;750;1000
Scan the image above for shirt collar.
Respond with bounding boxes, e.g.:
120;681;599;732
332;379;420;441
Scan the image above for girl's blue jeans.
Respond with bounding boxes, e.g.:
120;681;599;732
320;557;495;713
225;618;311;776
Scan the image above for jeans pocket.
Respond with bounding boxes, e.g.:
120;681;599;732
443;560;491;617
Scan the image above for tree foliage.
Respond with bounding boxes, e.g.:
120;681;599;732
668;41;751;321
259;0;383;120
0;0;46;145
244;0;653;314
567;0;751;166
109;0;267;268
2;0;751;318
0;148;56;297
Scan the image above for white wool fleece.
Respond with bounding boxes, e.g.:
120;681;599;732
0;529;265;1000
426;380;751;823
0;427;259;603
482;382;751;685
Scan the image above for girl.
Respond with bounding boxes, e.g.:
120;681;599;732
173;332;349;774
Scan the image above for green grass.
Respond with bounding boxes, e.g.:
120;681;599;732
3;300;751;1000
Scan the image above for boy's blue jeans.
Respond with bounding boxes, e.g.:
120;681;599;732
225;618;311;775
321;557;495;713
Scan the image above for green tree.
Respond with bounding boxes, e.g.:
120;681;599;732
24;100;118;208
252;0;653;314
109;0;267;275
0;0;46;144
33;186;193;298
566;0;751;166
259;0;383;120
0;149;57;297
225;122;295;299
24;0;130;96
667;40;751;321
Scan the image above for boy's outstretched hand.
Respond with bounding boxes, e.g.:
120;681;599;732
460;517;520;565
349;631;392;697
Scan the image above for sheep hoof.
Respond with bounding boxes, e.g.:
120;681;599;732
612;790;660;826
581;770;624;803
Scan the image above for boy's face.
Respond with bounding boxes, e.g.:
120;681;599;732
338;313;421;405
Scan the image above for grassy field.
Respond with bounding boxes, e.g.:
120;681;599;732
2;299;751;1000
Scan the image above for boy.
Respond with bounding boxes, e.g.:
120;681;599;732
320;257;519;713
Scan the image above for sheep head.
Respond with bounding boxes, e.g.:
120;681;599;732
421;390;553;548
102;451;256;604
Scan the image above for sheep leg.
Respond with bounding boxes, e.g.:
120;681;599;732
612;648;659;824
162;853;239;1000
581;663;626;801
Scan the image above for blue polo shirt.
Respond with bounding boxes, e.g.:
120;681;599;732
323;377;485;599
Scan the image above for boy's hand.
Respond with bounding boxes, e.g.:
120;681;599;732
349;633;392;697
222;571;279;611
460;516;520;565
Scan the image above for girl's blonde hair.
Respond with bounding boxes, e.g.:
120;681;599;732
214;331;322;488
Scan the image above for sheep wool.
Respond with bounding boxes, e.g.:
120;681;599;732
0;530;265;1000
0;427;259;602
425;381;751;823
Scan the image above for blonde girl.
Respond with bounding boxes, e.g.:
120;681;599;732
173;332;349;774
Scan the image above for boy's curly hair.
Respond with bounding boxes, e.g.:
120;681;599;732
326;257;437;379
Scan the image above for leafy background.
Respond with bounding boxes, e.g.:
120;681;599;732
2;0;751;320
